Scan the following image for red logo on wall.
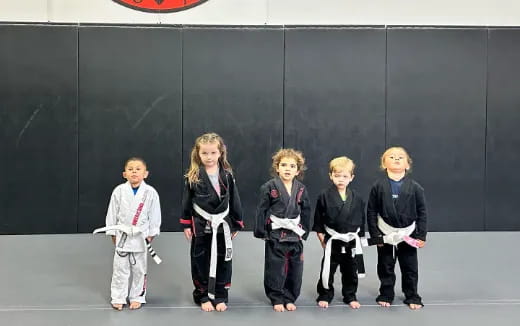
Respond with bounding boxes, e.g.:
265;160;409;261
113;0;208;13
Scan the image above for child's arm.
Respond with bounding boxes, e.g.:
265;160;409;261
228;173;245;232
105;188;120;242
366;184;382;239
254;184;270;239
147;190;161;242
180;179;194;240
312;194;327;245
299;187;312;240
358;199;367;239
414;184;428;244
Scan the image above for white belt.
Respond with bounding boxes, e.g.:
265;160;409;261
93;225;162;264
321;226;366;289
377;216;415;246
269;215;306;237
193;203;232;300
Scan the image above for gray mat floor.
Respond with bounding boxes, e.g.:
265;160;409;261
1;232;519;326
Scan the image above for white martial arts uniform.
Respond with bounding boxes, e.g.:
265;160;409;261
105;181;161;305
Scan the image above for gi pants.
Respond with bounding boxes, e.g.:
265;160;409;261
316;240;358;304
111;251;147;304
264;238;303;306
191;233;232;304
376;242;423;305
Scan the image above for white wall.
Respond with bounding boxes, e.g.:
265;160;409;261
0;0;519;25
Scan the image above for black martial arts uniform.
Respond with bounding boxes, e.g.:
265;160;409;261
313;186;366;304
180;166;244;305
367;175;427;306
254;177;311;306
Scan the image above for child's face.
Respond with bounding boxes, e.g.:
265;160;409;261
329;168;354;192
276;157;299;183
383;149;409;173
199;142;221;169
123;160;148;187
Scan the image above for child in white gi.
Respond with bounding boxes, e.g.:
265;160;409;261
105;157;161;310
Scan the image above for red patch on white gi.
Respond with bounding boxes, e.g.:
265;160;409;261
270;189;279;198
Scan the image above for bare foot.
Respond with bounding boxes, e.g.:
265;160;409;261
215;302;228;312
348;301;361;309
285;303;297;311
273;304;285;312
378;301;391;307
112;303;123;311
318;301;329;308
409;303;423;310
129;301;142;310
201;301;215;312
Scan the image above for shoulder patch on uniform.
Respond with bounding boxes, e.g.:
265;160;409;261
270;189;279;198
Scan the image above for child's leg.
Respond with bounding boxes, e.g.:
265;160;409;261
264;239;289;307
111;251;130;307
128;252;147;308
397;243;423;308
215;233;232;312
284;241;304;308
376;244;397;305
339;251;359;306
316;254;339;307
191;235;211;305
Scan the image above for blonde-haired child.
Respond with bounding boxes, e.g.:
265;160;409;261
254;148;311;312
313;156;366;309
367;147;427;310
180;133;244;312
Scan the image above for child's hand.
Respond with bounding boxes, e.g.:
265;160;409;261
417;240;425;248
232;231;239;239
183;228;193;241
147;236;154;243
111;235;116;245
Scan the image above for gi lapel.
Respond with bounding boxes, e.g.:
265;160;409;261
382;178;399;221
274;177;291;217
395;176;411;215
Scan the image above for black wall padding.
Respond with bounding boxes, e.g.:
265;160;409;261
386;28;487;231
78;26;182;232
284;27;386;217
1;24;520;234
182;27;284;229
486;28;520;230
0;25;78;234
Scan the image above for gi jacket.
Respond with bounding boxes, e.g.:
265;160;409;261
254;177;311;241
180;167;244;237
105;181;161;252
313;186;365;246
367;175;427;241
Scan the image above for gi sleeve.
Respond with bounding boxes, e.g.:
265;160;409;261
312;193;326;234
228;173;245;232
148;189;161;237
105;188;120;236
254;183;270;239
413;184;428;241
299;187;312;240
367;183;382;239
180;178;194;229
358;198;366;238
